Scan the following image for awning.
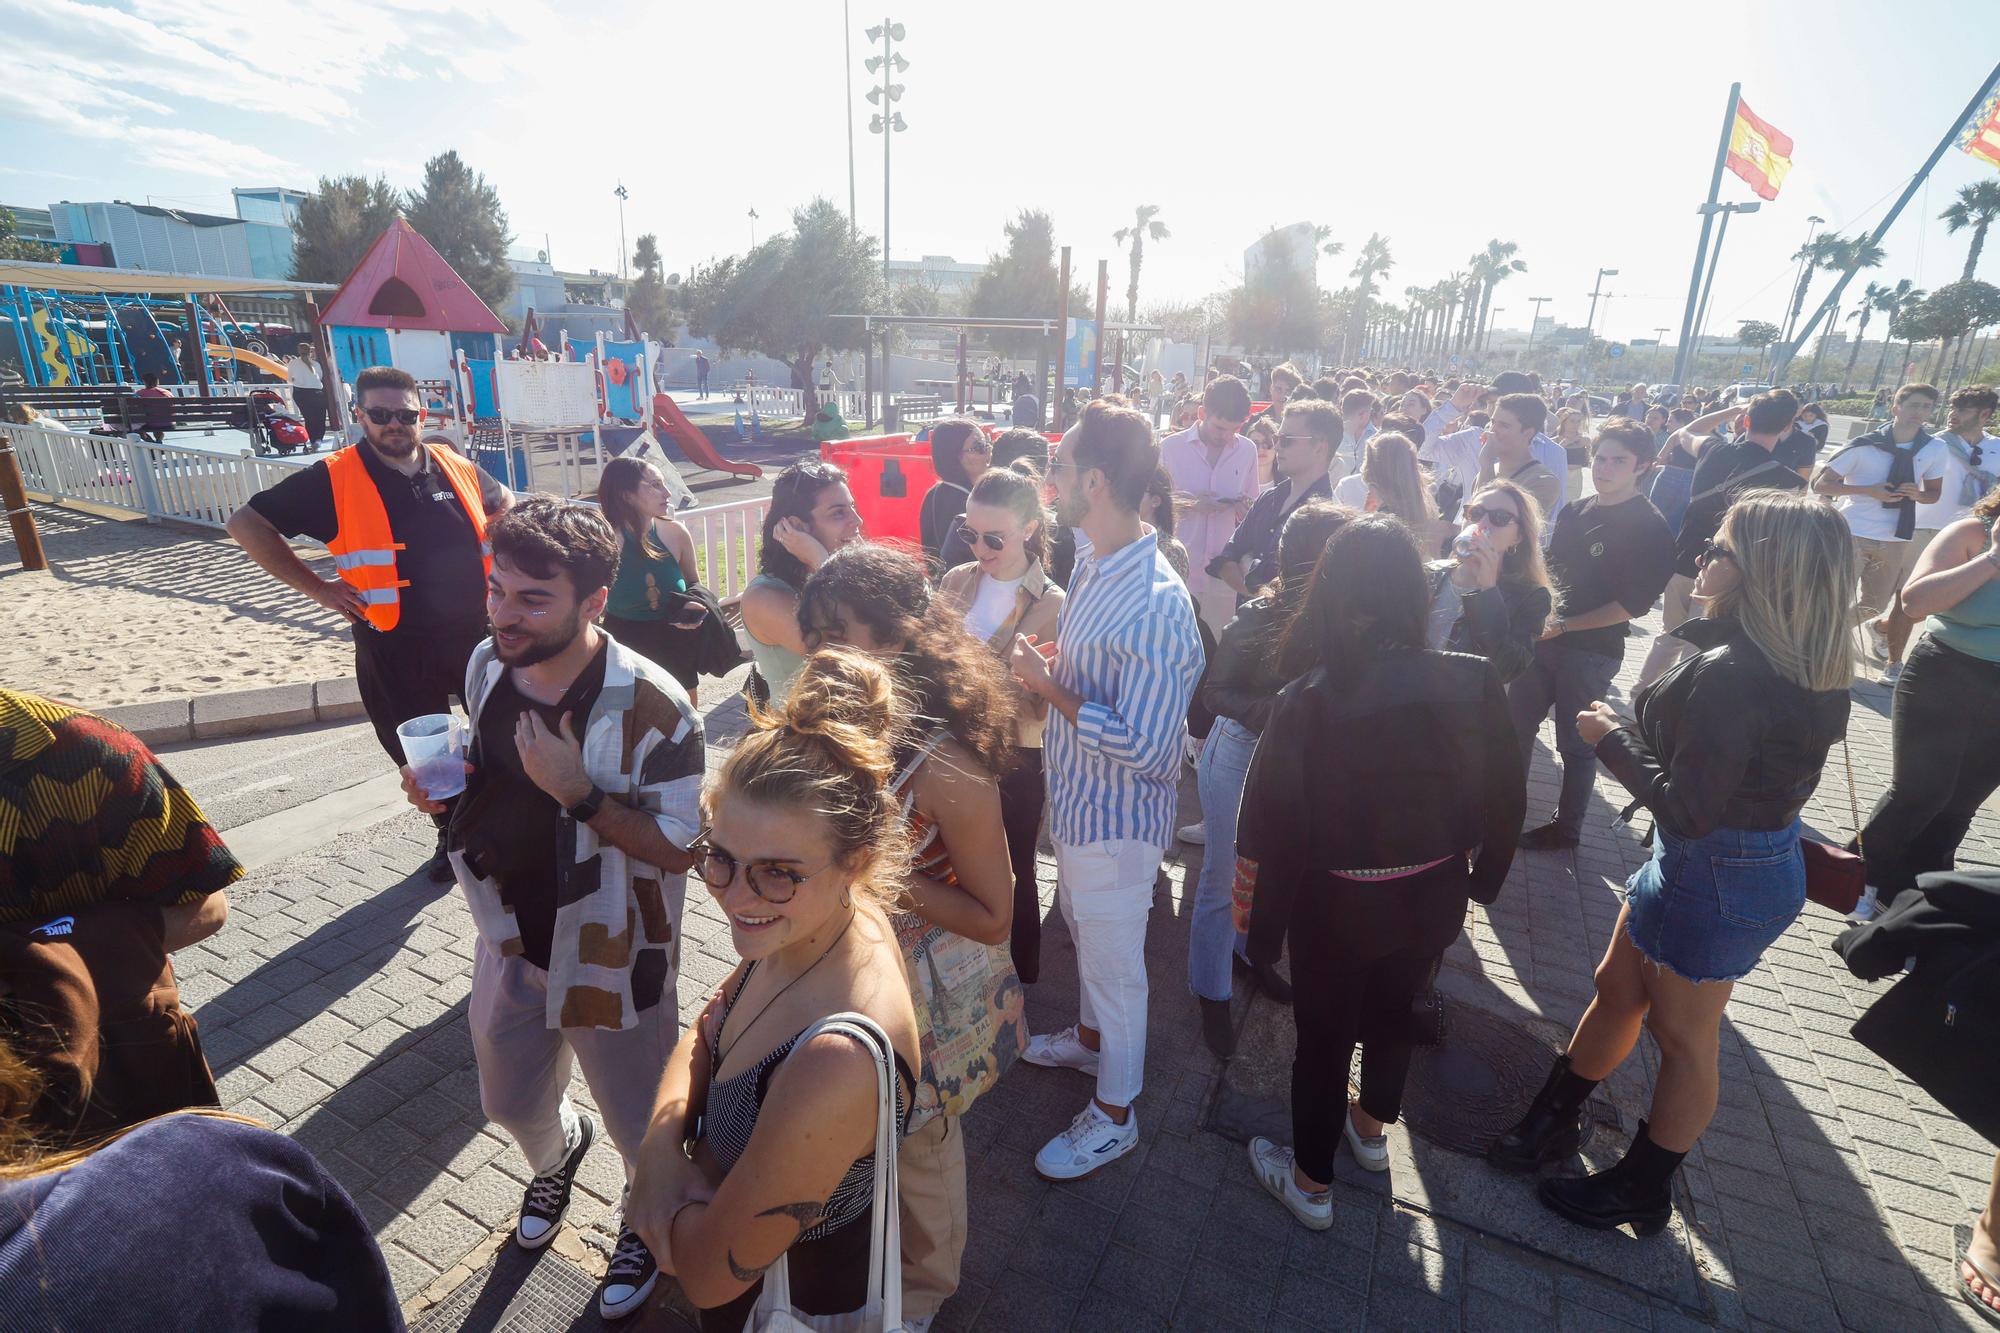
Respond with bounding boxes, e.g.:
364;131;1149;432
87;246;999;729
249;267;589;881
0;259;337;296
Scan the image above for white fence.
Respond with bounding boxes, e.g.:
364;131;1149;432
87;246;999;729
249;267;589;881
8;423;772;602
726;385;867;422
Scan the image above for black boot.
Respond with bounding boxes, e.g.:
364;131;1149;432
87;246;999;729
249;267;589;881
426;825;455;883
1536;1119;1683;1237
1199;997;1236;1060
1488;1053;1598;1170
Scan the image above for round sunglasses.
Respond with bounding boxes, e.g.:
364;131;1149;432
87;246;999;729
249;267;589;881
1463;504;1519;529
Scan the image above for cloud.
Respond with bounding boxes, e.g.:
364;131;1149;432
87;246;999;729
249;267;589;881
0;61;295;179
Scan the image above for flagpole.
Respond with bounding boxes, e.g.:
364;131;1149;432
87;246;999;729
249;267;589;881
1775;57;2000;380
1672;82;1741;388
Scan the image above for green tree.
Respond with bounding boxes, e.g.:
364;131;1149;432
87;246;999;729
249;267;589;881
1842;281;1889;387
1112;205;1170;326
626;233;677;343
1736;319;1779;374
969;210;1090;357
1137;299;1211;344
1471;239;1526;352
1870;279;1921;389
1942;180;2000;282
403;150;515;314
291;175;402;283
1345;233;1393;361
0;208;59;262
1806;232;1885;383
682;198;880;412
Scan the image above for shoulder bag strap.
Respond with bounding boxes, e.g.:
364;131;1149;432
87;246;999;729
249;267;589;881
1688;455;1789;508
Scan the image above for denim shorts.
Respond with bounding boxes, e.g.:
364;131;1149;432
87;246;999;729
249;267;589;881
1621;820;1805;983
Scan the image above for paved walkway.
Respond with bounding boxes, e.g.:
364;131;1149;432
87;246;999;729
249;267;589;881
165;622;1996;1331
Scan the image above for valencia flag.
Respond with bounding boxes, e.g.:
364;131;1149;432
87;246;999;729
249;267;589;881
1727;98;1794;200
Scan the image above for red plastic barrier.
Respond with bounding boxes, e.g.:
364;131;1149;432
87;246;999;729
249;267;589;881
820;434;935;547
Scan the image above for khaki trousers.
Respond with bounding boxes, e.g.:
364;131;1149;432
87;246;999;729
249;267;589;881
898;1114;968;1321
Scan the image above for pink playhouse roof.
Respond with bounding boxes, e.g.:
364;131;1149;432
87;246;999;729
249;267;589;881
320;218;508;334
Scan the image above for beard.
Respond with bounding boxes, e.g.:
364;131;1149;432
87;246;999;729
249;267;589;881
1054;488;1088;528
493;609;585;667
365;425;419;459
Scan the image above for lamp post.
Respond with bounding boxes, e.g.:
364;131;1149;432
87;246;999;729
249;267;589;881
1585;268;1618;336
843;0;857;238
865;20;909;295
1524;295;1552;362
1691;200;1761;376
1654;326;1672;380
749;208;759;248
1779;214;1825;351
613;183;629;279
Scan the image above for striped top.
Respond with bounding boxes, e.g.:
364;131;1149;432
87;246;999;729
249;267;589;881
1044;532;1205;849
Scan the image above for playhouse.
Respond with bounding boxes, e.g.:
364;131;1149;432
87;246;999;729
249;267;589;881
320;219;504;385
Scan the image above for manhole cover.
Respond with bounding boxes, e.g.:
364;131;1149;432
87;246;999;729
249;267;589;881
411;1240;696;1333
1402;1003;1617;1155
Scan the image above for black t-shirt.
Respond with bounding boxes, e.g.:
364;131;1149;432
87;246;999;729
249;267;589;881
1546;495;1676;660
1672;438;1808;577
247;442;504;638
1775;425;1821;474
455;641;608;971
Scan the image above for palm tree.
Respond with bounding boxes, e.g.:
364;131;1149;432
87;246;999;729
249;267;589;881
1870;279;1919;389
1472;239;1526;352
1311;224;1345;265
1112;205;1170;324
1942;180;2000;282
1781;232;1843;349
1346;233;1393;361
1843;280;1888;387
1808;233;1885;385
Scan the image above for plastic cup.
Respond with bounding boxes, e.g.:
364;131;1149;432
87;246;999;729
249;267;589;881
397;713;467;800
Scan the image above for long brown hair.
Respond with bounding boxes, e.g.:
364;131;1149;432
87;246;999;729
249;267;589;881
1279;516;1429;681
1360;432;1437;530
597;455;667;560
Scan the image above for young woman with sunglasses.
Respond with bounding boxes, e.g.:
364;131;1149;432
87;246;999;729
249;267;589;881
1491;491;1853;1237
938;464;1067;983
626;648;921;1332
1424;479;1553;684
918;419;995;578
740;461;863;706
796;544;1018;1326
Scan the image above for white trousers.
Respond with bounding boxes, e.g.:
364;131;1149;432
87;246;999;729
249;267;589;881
1055;839;1160;1107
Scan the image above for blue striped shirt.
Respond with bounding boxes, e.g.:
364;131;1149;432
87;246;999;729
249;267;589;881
1044;531;1205;849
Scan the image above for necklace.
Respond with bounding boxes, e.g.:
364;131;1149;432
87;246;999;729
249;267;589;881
715;911;857;1070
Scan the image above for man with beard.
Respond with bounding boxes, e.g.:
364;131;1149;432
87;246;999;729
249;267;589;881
1010;400;1204;1181
229;366;511;880
399;496;703;1319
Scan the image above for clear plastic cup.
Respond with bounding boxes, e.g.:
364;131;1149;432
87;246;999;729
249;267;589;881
397;713;467;799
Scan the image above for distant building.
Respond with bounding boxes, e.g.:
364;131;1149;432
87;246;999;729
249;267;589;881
886;254;983;295
3;204;56;243
504;257;569;326
47;190;303;281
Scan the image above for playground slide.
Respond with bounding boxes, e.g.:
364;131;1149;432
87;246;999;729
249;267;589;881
650;393;762;479
206;343;290;379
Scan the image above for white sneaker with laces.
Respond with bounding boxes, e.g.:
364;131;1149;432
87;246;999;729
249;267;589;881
1178;822;1208;846
1248;1137;1332;1230
1848;887;1883;923
1343;1109;1391;1172
1035;1102;1138;1180
1863;621;1889;663
1022;1025;1102;1074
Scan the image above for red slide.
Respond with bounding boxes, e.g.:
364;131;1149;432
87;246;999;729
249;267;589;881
651;393;763;480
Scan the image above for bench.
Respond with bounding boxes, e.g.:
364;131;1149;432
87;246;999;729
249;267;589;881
884;395;944;431
0;385;264;448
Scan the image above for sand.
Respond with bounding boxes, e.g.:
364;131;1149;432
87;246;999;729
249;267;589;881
3;503;354;708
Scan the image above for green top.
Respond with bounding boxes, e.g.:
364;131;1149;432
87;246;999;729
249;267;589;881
744;573;807;703
604;527;687;620
1928;517;2000;664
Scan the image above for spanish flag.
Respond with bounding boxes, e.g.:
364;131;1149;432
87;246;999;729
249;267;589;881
1726;98;1794;201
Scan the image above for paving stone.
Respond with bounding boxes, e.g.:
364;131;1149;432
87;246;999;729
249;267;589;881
1463;1245;1554;1313
1087;1244;1183;1319
1272;1267;1365;1332
1366;1277;1461;1332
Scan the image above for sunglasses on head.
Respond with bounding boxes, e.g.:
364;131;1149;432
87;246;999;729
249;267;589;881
362;407;421;426
1463;504;1519;528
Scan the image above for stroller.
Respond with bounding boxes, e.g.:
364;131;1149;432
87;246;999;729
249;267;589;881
249;388;313;455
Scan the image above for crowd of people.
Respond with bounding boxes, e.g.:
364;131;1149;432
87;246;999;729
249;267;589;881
4;358;1999;1330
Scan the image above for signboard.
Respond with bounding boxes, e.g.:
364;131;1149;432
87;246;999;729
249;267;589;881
1063;317;1099;389
1608;344;1625;359
493;360;599;428
1742;362;1755;375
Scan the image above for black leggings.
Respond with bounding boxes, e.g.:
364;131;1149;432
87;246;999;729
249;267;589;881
999;747;1047;984
1288;860;1469;1184
1861;635;2000;905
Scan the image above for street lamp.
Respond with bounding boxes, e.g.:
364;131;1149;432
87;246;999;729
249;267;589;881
864;19;909;294
748;208;759;248
1525;295;1553;359
613;183;629;280
1691;200;1761;368
1585;268;1618;336
1779;214;1826;350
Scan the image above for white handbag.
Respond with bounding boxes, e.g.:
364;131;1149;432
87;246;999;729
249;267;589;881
749;1013;908;1333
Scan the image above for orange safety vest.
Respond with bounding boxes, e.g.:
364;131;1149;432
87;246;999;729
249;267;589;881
326;443;492;632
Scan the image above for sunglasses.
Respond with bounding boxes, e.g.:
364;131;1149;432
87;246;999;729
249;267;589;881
966;528;1013;552
362;407;421;426
1696;539;1738;569
963;439;993;455
1463;504;1519;529
1277;433;1318;447
687;828;831;905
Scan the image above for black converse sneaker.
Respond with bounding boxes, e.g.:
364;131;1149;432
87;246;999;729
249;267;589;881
515;1112;594;1250
598;1223;660;1319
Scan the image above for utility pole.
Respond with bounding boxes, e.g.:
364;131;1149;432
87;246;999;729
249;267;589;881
843;0;856;238
1053;246;1071;430
1692;201;1761;362
614;183;629;279
1524;295;1552;361
1778;214;1824;350
1585;268;1618;336
1092;259;1109;398
1654;326;1672;380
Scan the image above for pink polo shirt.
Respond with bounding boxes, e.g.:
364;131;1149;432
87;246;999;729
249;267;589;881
1160;425;1260;599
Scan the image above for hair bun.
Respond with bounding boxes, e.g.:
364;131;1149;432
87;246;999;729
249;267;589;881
764;648;904;785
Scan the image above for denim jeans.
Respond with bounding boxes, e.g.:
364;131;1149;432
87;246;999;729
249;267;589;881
1507;641;1621;838
1188;717;1258;1002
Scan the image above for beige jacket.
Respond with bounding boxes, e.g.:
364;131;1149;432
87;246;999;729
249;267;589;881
939;559;1065;748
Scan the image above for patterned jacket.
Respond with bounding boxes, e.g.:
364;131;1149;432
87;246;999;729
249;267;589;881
452;632;704;1031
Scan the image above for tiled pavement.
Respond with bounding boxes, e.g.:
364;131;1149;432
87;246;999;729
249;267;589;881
169;623;1997;1331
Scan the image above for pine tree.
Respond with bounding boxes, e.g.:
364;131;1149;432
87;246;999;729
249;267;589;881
403;151;515;313
291;175;402;283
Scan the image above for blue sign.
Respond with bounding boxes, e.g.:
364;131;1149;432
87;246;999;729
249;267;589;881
1608;344;1625;359
1063;318;1099;389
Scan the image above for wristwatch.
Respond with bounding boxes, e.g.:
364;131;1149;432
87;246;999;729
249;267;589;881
565;784;606;823
1551;617;1568;636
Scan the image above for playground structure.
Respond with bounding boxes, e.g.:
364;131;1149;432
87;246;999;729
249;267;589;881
318;219;503;389
1;280;306;393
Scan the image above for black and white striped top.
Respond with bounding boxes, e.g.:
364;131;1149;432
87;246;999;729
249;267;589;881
701;968;912;1243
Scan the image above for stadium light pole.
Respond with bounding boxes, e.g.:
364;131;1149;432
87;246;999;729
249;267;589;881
866;20;909;295
614;183;629;279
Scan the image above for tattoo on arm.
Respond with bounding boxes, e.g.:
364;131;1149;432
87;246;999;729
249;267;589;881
727;1250;768;1282
724;1200;826;1281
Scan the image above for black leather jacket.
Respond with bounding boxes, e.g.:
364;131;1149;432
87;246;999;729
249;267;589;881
1597;617;1849;839
1237;648;1526;964
1425;561;1551;685
1200;595;1289;734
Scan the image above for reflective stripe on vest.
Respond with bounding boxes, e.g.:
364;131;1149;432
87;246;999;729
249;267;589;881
324;442;491;632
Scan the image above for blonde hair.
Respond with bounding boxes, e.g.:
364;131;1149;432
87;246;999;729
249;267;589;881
713;647;912;907
1361;432;1437;531
1707;490;1855;692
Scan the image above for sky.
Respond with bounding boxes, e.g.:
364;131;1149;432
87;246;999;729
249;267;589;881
4;0;1998;352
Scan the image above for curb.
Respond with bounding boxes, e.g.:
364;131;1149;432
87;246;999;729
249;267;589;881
98;677;368;747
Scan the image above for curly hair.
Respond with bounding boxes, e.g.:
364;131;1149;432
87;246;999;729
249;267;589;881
759;459;852;589
797;544;1018;773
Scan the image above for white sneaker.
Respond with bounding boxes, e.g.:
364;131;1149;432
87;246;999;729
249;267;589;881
1848;887;1883;923
1035;1102;1139;1180
1022;1025;1101;1075
1185;733;1205;767
1248;1137;1332;1230
1863;621;1888;663
1343;1110;1391;1172
1178;822;1208;846
1880;661;1903;686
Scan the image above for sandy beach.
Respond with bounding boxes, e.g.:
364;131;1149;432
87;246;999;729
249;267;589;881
3;503;354;708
